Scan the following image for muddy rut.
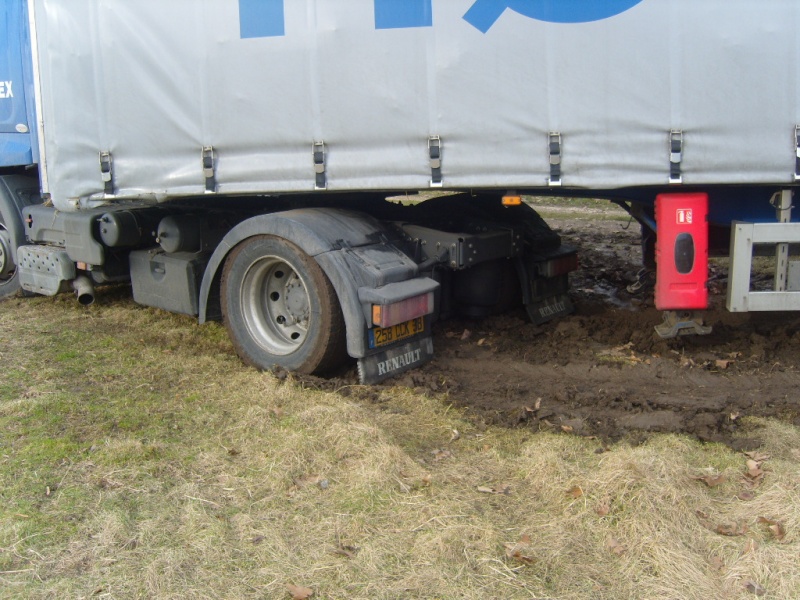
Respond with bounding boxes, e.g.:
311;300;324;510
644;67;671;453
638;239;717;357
387;214;800;448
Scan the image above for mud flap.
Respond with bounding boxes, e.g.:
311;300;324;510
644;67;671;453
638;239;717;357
526;293;574;325
357;336;434;384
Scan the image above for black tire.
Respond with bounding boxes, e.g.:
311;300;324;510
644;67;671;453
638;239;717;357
220;235;347;375
0;176;39;299
0;214;20;299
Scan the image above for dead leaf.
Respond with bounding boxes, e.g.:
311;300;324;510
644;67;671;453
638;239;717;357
432;448;452;461
561;425;574;433
693;474;726;488
596;498;611;516
737;490;756;501
251;535;265;545
534;397;542;410
421;474;432;487
741;539;759;555
504;538;536;564
332;544;359;559
708;555;725;572
715;359;733;370
743;460;765;486
293;474;323;488
286;583;314;599
478;485;511;496
716;522;749;537
460;329;472;341
477;484;511;495
605;536;627;556
504;546;534;563
743;580;766;596
566;485;584;499
450;429;460;442
744;451;770;463
757;517;786;541
477;337;487;346
506;551;535;564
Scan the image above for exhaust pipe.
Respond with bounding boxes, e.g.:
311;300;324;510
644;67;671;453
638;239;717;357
72;275;95;306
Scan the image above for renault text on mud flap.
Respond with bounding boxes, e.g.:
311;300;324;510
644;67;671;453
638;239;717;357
239;0;645;38
538;299;567;319
0;81;12;99
377;348;423;376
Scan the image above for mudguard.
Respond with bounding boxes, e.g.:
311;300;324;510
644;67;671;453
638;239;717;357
0;174;40;263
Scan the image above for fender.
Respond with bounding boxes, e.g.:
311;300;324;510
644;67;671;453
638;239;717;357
198;207;416;358
0;174;40;263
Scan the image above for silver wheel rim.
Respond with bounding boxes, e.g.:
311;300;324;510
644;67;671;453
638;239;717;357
240;255;311;355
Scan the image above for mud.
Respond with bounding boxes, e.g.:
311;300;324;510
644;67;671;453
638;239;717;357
384;212;800;448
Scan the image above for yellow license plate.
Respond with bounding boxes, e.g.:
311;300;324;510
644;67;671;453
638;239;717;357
369;317;425;348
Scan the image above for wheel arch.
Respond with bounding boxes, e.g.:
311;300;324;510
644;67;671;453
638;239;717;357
198;208;394;358
0;174;40;263
0;174;42;297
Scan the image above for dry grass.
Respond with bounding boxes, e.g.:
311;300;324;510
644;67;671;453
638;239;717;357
1;291;799;599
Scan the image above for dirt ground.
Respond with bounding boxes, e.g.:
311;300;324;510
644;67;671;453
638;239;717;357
336;206;800;449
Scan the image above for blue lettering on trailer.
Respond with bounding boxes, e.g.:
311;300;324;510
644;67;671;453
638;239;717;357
239;0;285;38
237;0;643;38
238;0;433;37
375;0;433;30
463;0;645;32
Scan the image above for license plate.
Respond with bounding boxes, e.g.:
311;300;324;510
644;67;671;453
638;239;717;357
368;317;424;349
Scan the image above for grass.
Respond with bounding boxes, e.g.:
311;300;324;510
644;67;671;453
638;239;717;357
1;292;800;599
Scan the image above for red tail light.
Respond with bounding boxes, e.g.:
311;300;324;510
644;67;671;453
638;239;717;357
372;292;434;328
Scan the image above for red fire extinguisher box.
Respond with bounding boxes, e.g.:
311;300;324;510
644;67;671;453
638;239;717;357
655;192;709;310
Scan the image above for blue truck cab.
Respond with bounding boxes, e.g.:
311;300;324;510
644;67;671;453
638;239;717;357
0;0;37;169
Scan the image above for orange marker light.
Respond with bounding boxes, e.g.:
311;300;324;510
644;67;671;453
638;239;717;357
502;195;522;206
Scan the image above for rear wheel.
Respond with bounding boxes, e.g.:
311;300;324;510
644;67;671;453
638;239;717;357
0;184;28;299
220;235;346;375
0;217;18;298
0;176;41;299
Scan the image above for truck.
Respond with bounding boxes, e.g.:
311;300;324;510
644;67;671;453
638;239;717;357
2;0;800;383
